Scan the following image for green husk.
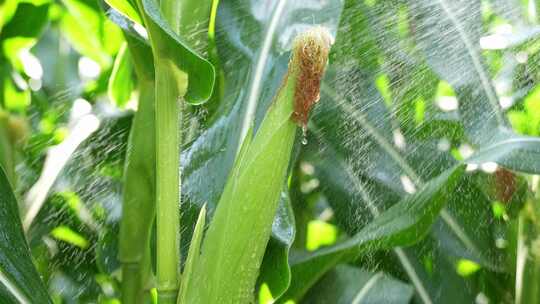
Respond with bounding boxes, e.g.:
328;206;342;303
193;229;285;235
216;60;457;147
183;27;332;304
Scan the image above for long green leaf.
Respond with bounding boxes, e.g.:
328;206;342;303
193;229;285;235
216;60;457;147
467;129;540;174
0;166;51;303
303;3;512;302
279;165;464;302
1;1;50;66
304;139;440;304
60;0;119;67
318;83;491;268
104;0;142;24
108;42;134;108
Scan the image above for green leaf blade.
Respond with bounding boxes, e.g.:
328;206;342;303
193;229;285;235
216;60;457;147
140;0;214;104
280;165;465;302
0;166;51;303
108;43;134;108
468;129;540;174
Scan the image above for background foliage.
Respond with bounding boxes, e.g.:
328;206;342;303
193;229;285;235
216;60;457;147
2;0;540;303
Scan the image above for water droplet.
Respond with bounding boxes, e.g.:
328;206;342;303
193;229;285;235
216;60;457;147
301;125;308;145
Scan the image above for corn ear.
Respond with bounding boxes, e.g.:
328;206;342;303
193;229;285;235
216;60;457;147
183;27;332;304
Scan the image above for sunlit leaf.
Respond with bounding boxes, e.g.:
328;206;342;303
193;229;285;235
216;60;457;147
108;43;133;108
1;1;49;70
1;68;30;112
104;0;141;24
60;0;121;67
0;0;18;33
51;225;90;249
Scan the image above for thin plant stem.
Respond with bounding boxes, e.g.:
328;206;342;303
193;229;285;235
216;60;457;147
155;59;185;303
117;32;157;303
130;1;185;301
119;78;156;304
130;0;213;301
154;1;186;301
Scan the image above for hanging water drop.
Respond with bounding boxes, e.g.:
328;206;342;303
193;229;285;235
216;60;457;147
301;125;308;145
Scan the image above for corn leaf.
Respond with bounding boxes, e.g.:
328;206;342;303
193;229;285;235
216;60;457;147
108;43;134;108
139;0;214;104
279;165;465;302
0;166;51;303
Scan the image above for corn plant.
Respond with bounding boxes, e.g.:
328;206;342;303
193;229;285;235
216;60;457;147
2;0;540;303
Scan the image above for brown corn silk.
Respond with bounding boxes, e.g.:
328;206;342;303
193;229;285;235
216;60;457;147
494;168;517;203
290;27;332;129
